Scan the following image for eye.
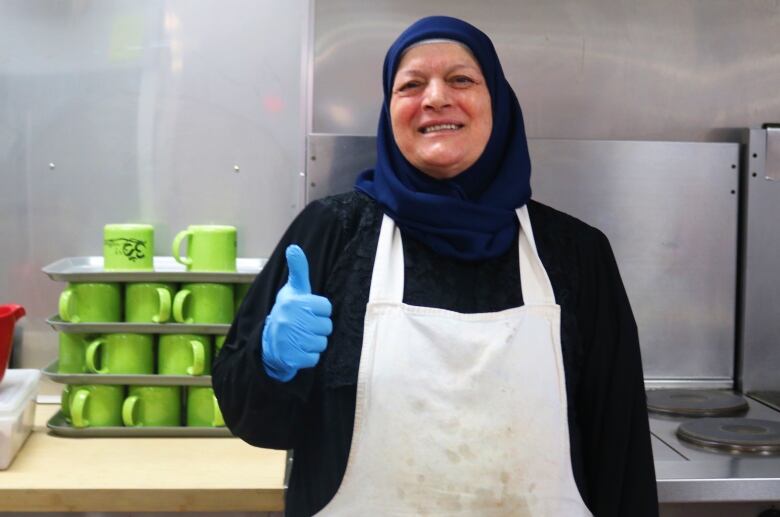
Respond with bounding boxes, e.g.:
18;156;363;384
396;80;422;93
450;75;476;87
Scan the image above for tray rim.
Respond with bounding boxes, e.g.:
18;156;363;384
47;410;232;438
41;360;213;386
42;256;266;283
46;315;230;335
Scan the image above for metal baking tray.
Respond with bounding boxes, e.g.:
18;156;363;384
47;411;232;438
41;360;213;386
46;315;230;335
42;256;265;283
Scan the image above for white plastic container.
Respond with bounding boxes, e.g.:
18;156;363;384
0;369;40;470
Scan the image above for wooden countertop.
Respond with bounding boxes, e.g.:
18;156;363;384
0;404;286;512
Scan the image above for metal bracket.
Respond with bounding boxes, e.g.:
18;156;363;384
764;125;780;181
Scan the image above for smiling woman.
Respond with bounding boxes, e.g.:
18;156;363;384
214;15;658;517
390;41;492;179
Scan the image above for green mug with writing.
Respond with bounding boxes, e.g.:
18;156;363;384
122;386;182;427
58;333;91;373
58;282;121;323
186;387;225;427
158;334;212;376
173;283;234;324
104;224;154;271
125;282;176;323
172;225;237;272
86;333;154;374
65;384;125;428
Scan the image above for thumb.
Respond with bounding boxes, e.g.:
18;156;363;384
285;245;312;294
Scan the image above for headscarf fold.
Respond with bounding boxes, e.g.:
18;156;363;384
355;16;532;261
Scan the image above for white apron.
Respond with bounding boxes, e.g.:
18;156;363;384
315;206;592;516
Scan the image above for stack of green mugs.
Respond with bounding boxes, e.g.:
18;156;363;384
55;224;253;430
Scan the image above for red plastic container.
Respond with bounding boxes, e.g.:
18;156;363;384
0;305;25;384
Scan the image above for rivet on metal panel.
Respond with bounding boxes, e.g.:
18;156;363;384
233;165;240;173
311;155;316;161
49;163;55;169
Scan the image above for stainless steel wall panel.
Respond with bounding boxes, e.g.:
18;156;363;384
306;134;739;380
740;128;780;392
312;0;780;142
0;1;308;393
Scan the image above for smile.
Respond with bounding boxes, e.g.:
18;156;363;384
419;123;464;134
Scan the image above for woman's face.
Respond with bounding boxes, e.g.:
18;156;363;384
390;42;492;179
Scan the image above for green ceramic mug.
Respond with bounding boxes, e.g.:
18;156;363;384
86;333;154;374
65;384;125;428
58;333;91;374
234;283;251;310
125;283;176;323
122;386;182;427
186;387;225;427
215;335;227;355
58;283;121;323
172;225;237;272
104;224;155;271
158;334;212;376
172;283;234;324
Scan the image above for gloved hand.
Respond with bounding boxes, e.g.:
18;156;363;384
262;245;333;382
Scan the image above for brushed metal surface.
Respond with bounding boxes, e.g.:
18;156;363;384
42;360;213;387
312;0;780;142
42;256;264;283
651;398;780;503
766;127;780;181
740;129;780;392
306;134;739;380
0;0;308;389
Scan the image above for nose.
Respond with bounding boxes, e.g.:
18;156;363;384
423;79;451;111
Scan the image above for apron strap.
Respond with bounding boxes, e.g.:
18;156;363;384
368;214;405;303
368;208;556;306
516;206;556;305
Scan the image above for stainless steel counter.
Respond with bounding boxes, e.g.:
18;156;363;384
652;397;780;503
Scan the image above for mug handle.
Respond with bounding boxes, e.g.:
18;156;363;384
58;288;79;323
71;389;90;428
187;340;205;376
173;290;193;324
172;230;194;266
154;287;172;323
61;385;72;420
213;396;225;427
86;338;108;374
122;396;139;427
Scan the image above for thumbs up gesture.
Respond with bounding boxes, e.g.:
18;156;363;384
261;245;333;382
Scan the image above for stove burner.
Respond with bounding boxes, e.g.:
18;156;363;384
646;389;748;417
677;418;780;454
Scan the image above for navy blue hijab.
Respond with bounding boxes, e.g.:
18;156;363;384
355;16;532;261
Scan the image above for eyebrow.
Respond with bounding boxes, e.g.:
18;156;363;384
395;63;480;77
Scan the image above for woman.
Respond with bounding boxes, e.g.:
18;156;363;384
213;16;658;516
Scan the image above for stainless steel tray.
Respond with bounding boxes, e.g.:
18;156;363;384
46;315;230;335
43;256;265;283
47;410;232;438
42;360;213;386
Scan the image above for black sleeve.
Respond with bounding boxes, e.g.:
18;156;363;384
212;200;347;450
576;230;659;516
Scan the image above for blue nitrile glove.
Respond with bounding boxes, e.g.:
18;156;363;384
261;245;333;382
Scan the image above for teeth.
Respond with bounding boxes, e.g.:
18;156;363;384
422;124;460;133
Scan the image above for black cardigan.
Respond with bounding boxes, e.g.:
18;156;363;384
212;191;659;517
